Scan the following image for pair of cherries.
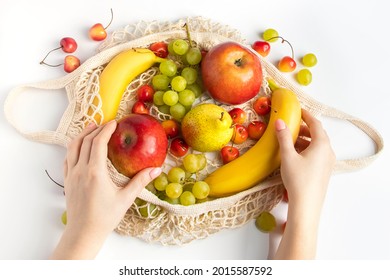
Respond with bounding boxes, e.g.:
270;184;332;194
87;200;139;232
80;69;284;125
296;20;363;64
40;9;113;73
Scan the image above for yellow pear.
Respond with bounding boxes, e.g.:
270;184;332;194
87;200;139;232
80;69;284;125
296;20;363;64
181;104;233;152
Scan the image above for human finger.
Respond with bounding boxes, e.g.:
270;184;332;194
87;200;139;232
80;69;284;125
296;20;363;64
120;167;162;205
89;120;117;166
66;123;97;168
301;109;326;140
275;119;296;158
77;124;106;165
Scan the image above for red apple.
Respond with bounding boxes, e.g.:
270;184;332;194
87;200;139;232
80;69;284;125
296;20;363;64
231;124;248;144
131;101;149;114
247;121;267;140
221;146;240;164
228;108;247;124
170;137;189;157
252;41;270;57
201;41;263;105
108;114;168;178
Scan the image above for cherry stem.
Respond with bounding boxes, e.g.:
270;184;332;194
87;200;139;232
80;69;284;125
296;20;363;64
184;22;193;48
45;169;64;188
39;46;62;65
266;36;295;59
104;8;114;30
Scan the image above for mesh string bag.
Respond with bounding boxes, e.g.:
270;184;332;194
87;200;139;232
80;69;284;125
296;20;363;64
4;17;384;245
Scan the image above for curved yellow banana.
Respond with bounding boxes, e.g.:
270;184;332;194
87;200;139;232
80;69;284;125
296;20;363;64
90;48;164;124
205;87;302;197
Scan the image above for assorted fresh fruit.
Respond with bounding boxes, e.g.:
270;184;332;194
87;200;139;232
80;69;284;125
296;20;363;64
42;19;315;235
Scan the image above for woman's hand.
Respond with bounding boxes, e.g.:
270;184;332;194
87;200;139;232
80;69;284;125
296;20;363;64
51;121;161;259
273;109;336;259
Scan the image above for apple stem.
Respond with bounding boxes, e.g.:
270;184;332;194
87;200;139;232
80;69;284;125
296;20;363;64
266;36;294;59
45;169;64;188
39;46;62;65
104;8;114;30
184;22;193;48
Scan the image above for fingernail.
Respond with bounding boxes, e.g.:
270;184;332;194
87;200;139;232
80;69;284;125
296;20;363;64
87;122;96;128
275;119;286;131
149;167;162;179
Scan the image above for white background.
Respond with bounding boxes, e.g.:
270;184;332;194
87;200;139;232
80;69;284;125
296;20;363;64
0;0;389;260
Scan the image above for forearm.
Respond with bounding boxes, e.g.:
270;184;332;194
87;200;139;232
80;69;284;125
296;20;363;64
273;202;322;260
50;227;108;260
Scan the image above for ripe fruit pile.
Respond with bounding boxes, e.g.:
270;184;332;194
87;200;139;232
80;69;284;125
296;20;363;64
252;28;318;86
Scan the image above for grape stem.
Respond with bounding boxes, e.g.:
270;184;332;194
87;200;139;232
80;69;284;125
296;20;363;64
184;22;193;48
267;36;295;59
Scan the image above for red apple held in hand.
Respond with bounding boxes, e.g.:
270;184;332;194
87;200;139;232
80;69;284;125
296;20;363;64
132;101;149;115
221;146;240;164
252;41;271;57
231;124;248;144
170;137;189;157
108;114;168;178
229;108;247;124
201;41;263;105
247;121;267;140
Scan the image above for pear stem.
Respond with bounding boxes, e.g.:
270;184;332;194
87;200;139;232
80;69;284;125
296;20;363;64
220;112;224;121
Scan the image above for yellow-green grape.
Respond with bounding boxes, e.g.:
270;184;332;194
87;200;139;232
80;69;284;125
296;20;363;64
159;59;177;77
296;69;312;86
180;191;196;206
153;90;165;106
165;182;183;199
171;76;187;92
192;181;210;200
170;103;186;121
167;167;186;183
185;47;202;65
263;28;279;42
183;154;200;173
139;203;158;218
186;83;203;98
153;172;169;191
196;154;207;171
302;53;317;67
163;90;179;106
163;196;180;204
255;211;276;233
172;39;189;55
61;210;67;225
181;67;198;85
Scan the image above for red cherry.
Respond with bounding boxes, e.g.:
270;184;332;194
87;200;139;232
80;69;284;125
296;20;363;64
170;137;189;157
252;41;271;57
232;124;248;144
131;101;149;114
228;108;247;124
60;37;78;53
89;9;113;41
220;146;240;164
161;119;180;138
137;84;155;102
253;96;271;116
149;42;169;58
247;121;267;140
278;56;296;72
63;55;80;73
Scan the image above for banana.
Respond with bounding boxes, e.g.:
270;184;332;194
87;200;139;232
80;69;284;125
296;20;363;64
90;48;164;124
205;87;302;197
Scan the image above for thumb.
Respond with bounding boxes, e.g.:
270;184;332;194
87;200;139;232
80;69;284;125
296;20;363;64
275;119;296;158
120;167;162;203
